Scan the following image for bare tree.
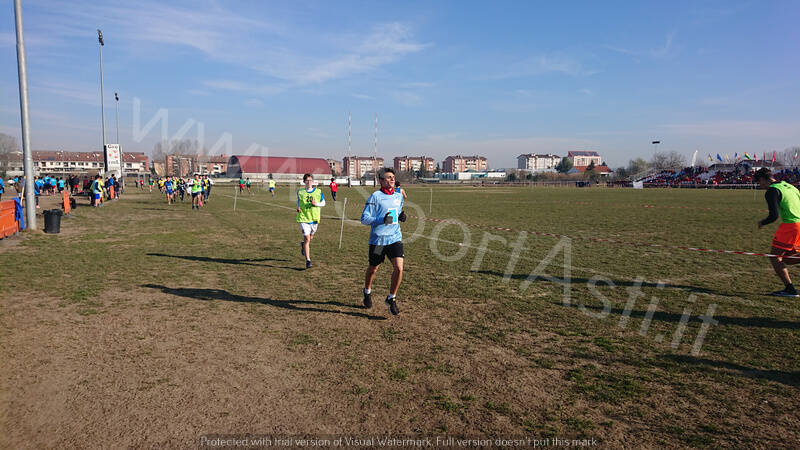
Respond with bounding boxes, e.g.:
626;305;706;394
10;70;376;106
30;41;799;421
0;133;20;175
0;133;20;154
152;139;207;160
650;151;687;171
782;146;800;166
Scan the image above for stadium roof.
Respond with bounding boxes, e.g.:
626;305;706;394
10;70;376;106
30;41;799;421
227;155;330;174
569;165;613;174
567;151;600;157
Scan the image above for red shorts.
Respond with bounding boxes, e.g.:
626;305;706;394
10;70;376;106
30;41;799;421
772;222;800;252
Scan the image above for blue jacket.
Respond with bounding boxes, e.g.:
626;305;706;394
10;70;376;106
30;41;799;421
361;189;404;245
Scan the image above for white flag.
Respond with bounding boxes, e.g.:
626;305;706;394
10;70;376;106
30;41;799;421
691;150;698;167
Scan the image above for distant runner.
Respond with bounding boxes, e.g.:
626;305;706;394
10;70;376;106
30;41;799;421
329;178;338;202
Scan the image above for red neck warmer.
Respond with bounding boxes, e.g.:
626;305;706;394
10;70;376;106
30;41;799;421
381;187;395;195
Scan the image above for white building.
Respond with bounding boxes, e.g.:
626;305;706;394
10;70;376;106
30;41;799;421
0;150;150;177
567;151;602;167
517;154;561;172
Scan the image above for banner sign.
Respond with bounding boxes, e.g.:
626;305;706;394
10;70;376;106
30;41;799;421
104;144;121;176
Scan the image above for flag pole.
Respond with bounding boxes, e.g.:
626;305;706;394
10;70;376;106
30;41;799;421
338;197;347;249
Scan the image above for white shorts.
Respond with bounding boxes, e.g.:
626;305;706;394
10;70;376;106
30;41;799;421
299;222;318;236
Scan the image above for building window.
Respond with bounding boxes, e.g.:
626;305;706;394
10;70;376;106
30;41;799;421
93;162;98;167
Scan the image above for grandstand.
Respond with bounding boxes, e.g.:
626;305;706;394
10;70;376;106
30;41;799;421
635;161;800;187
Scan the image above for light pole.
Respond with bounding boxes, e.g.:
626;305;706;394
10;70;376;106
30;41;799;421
14;0;36;229
98;29;106;152
114;92;119;145
115;92;124;187
651;140;660;153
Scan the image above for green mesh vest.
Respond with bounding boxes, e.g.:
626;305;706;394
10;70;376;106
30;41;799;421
770;181;800;223
296;188;322;223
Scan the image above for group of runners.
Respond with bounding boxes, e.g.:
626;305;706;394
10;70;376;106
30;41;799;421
150;174;212;209
296;169;406;315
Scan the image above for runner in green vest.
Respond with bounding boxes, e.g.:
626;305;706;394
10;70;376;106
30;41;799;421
191;174;203;210
296;173;325;269
755;168;800;297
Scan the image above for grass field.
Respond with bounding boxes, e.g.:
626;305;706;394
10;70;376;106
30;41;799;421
1;184;798;448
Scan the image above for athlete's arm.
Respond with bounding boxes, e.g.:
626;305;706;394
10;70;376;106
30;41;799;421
313;192;326;207
760;187;781;226
361;195;380;225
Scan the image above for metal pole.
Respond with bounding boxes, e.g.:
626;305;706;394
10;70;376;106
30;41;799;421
429;187;432;214
14;0;36;230
233;183;238;211
338;197;347;249
114;93;119;145
98;30;106;157
115;93;123;189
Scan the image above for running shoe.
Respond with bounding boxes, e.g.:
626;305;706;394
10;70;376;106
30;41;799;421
363;291;372;308
385;297;399;315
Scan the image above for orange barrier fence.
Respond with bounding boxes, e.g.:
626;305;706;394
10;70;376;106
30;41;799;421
62;191;71;214
0;200;19;239
109;186;115;199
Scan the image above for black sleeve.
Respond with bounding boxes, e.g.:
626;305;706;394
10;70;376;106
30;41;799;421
761;187;781;225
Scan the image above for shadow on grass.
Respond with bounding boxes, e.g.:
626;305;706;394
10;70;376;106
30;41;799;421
471;270;736;297
558;302;800;330
660;354;800;388
142;284;387;321
148;252;289;267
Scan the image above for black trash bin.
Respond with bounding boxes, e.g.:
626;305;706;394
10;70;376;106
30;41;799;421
44;209;63;234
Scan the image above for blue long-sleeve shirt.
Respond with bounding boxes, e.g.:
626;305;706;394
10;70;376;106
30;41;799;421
361;190;404;245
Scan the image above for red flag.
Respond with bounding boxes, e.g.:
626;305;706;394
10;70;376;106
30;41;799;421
772;151;776;163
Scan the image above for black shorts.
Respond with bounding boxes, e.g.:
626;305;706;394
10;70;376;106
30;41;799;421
368;242;404;266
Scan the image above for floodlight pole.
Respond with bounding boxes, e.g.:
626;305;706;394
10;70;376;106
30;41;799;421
114;92;119;145
98;29;107;159
14;0;36;230
115;92;123;186
651;140;660;153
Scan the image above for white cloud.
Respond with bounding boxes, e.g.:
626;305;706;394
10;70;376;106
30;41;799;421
391;91;423;107
202;80;286;96
30;2;428;91
352;93;375;100
605;31;678;59
287;23;428;84
490;53;598;79
35;80;99;106
244;99;264;108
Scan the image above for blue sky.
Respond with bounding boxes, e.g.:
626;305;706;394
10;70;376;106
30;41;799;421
1;0;798;168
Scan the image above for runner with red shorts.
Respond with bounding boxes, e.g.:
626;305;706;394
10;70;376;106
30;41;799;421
756;167;800;297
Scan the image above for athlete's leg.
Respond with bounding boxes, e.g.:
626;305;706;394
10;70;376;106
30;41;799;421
769;247;794;285
303;233;313;261
389;257;404;296
364;265;379;290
